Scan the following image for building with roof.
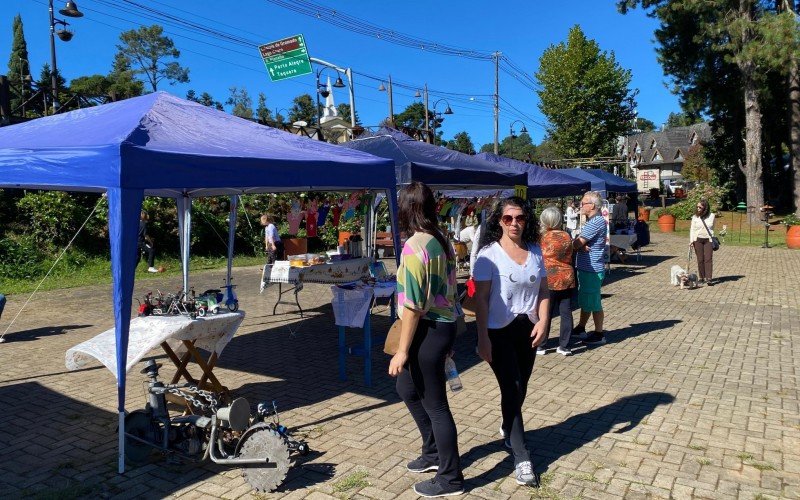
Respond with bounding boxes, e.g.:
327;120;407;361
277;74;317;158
620;122;712;192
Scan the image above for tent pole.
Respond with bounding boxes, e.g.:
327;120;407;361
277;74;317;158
106;187;144;475
226;196;238;297
387;188;401;266
176;194;192;294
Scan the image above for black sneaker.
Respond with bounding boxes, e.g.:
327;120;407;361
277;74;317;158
571;325;586;336
706;279;715;286
584;332;606;345
413;478;464;497
407;457;439;473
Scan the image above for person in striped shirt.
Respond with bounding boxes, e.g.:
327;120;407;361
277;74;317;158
572;191;608;345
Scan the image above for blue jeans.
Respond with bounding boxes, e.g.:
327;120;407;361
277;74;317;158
0;294;6;319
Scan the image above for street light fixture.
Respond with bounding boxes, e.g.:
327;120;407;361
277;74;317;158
432;98;453;146
315;66;346;126
509;120;528;138
48;0;83;114
273;108;290;124
310;57;357;129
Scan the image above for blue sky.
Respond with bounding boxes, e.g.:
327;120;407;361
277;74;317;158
2;0;679;149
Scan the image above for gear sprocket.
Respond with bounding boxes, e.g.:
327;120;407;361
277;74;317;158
237;424;290;492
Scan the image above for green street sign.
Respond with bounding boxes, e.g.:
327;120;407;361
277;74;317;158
259;34;312;82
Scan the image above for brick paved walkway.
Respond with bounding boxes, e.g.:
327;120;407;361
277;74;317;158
0;232;798;499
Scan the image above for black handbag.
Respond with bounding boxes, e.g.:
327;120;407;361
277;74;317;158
700;217;720;251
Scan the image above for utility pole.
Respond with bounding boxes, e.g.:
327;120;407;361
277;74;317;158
388;74;394;126
423;83;430;142
493;51;501;154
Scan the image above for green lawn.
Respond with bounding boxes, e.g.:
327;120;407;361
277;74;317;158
2;254;266;296
646;210;790;248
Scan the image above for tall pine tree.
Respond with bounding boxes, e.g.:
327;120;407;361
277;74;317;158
8;14;31;113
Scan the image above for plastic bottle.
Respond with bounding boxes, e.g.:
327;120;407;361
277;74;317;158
444;356;463;392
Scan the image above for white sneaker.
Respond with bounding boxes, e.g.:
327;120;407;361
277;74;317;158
147;267;158;273
556;347;573;356
499;426;505;438
514;460;537;486
536;346;547;355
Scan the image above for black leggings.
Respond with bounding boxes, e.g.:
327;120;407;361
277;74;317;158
396;319;463;487
546;288;574;350
488;314;537;465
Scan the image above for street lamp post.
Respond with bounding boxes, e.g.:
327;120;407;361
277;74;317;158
509;120;528;139
274;108;290;124
309;57;357;128
432;98;453;146
48;0;82;115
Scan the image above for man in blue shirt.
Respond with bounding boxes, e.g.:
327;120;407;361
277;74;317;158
572;191;608;345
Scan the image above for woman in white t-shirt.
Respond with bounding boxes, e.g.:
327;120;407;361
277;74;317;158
472;196;549;487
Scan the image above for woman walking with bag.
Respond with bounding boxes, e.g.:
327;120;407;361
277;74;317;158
388;181;464;498
690;199;716;286
473;196;549;486
537;206;576;356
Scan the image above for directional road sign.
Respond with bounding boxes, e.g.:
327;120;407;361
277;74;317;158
258;34;312;82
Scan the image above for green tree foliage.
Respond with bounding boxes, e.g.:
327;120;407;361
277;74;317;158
186;89;223;110
633;117;657;132
681;144;714;183
666;111;700;128
336;103;362;126
288;94;316;124
70;74;112;97
535;25;637;158
117;25;190;92
35;64;67;112
226;86;253;119
256;92;273;123
107;53;144;100
8;14;31;111
480;133;537;161
446;131;476;154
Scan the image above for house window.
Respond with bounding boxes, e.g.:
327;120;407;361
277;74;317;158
690;132;698;145
653;150;662;161
650;138;657;149
634;142;641;154
674;150;683;161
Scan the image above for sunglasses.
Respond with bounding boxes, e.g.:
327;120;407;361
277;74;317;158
501;214;527;225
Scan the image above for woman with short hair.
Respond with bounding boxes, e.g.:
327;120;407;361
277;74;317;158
389;181;464;498
473;196;549;487
538;206;576;356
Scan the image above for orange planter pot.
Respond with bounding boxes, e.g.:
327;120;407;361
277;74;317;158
657;214;676;233
787;225;800;249
638;207;651;222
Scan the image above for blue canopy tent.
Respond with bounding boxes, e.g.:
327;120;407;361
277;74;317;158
560;168;637;196
342;127;528;189
0;92;398;473
475;152;591;197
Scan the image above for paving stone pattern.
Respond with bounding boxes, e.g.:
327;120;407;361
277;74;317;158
0;232;798;499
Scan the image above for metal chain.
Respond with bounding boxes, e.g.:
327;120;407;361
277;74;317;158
167;385;220;414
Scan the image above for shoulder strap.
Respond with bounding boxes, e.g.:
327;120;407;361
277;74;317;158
699;216;713;237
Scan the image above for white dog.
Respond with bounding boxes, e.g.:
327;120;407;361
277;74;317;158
670;265;698;289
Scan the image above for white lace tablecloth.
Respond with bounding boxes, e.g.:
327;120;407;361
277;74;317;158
65;311;246;381
261;258;372;291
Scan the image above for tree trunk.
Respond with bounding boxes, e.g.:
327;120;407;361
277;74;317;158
791;2;800;215
739;66;765;223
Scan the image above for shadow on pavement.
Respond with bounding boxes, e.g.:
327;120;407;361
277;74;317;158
714;274;744;284
0;324;92;343
461;391;676;490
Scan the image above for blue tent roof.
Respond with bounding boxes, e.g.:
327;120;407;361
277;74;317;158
0;92;396;195
475;153;591;197
560;168;637;195
0;92;399;473
342;127;528;189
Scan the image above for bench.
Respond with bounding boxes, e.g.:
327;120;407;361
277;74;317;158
375;231;395;257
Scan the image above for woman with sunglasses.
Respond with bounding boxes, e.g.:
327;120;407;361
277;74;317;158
689;199;716;285
473;196;549;487
389;181;464;498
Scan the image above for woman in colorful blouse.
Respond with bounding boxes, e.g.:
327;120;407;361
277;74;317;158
473;196;549;487
538;206;576;356
389;181;464;498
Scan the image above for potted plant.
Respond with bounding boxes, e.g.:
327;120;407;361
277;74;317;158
657;207;676;233
783;213;800;249
282;227;308;257
337;217;362;247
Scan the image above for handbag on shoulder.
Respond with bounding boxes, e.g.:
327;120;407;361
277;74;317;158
700;217;720;251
